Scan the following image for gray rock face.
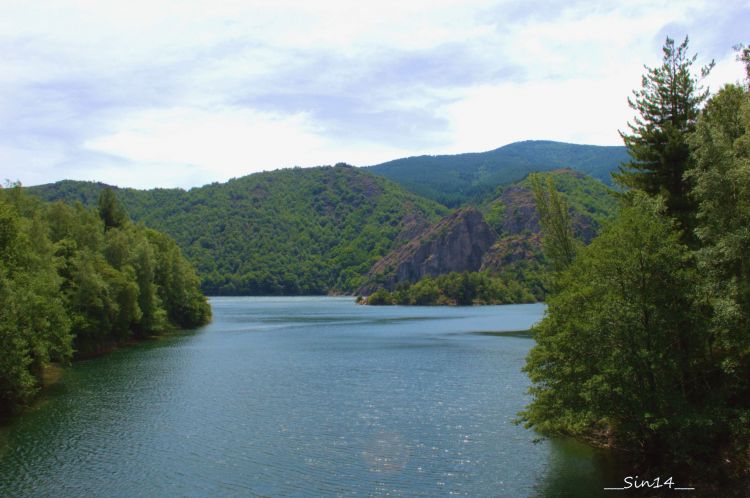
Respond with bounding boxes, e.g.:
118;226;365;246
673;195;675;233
357;207;497;294
499;186;540;235
495;170;598;242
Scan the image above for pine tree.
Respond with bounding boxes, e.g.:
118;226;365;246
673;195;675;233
615;36;713;242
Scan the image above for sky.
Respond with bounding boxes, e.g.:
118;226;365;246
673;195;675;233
1;0;748;189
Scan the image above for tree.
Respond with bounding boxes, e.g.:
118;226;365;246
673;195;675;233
688;83;750;411
615;36;713;241
520;194;715;463
736;44;750;86
0;185;211;415
97;188;128;230
0;192;72;414
530;174;577;273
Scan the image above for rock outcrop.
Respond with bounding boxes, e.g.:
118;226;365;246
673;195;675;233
357;169;616;295
356;207;497;294
480;233;542;270
480;171;603;274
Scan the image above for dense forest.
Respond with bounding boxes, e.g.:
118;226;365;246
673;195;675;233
521;39;750;479
31;163;618;301
367;140;627;206
28;165;448;296
0;186;210;416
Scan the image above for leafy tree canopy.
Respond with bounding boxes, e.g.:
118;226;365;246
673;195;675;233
0;186;210;416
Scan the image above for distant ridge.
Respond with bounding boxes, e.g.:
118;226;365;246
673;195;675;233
27;165;448;295
26;142;624;297
366;140;628;207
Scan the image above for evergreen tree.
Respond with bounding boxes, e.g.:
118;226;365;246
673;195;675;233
615;36;713;241
97;188;128;230
521;49;750;474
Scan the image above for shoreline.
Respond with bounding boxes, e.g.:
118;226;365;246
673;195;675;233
1;328;202;425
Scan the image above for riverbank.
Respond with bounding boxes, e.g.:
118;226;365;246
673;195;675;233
357;294;538;306
0;327;205;425
355;272;540;306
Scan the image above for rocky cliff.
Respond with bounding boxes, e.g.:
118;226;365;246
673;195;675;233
357;170;616;295
356;207;497;294
480;169;609;273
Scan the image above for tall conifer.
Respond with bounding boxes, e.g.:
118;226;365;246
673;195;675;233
615;36;713;242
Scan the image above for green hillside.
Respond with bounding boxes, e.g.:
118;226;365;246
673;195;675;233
28;164;448;295
366;140;628;207
353;168;617;303
483;168;617;234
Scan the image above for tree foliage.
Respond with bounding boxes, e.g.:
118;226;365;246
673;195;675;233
523;45;750;475
529;174;578;273
359;271;535;306
521;195;716;462
736;43;750;86
0;186;210;415
98;187;128;230
688;83;750;417
0;195;72;413
615;36;713;240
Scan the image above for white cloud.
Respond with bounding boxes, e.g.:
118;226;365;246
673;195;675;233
438;76;635;154
705;52;748;91
81;106;418;188
0;0;747;188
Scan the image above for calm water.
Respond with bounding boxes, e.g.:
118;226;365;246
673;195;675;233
0;297;619;497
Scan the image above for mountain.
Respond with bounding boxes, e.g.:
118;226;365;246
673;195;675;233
356;207;496;295
366;140;628;207
358;169;617;298
480;169;616;283
28;155;618;298
28;164;448;295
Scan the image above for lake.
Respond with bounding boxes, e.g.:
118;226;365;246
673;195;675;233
0;297;619;497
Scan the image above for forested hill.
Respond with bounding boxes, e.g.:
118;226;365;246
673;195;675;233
357;169;617;299
366;140;628;207
28;164;448;295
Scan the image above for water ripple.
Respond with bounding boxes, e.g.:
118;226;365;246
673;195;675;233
0;298;617;497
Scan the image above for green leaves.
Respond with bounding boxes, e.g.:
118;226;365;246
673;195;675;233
97;188;128;230
523;69;750;470
521;195;710;457
0;189;72;415
689;83;750;405
0;185;210;415
530;174;578;273
362;271;535;306
616;36;713;242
